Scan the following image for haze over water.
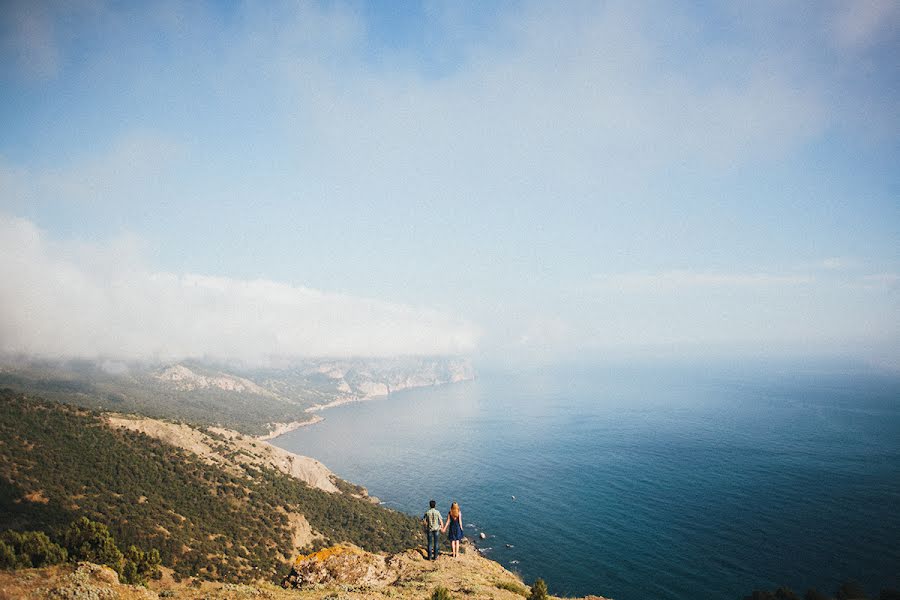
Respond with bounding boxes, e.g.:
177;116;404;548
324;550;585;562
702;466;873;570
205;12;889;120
276;364;900;600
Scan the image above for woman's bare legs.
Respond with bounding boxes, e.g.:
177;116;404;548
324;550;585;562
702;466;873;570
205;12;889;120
451;540;460;557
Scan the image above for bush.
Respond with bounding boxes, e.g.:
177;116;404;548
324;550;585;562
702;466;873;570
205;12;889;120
0;540;17;569
805;590;830;600
62;517;123;571
121;545;161;585
529;578;549;600
0;531;67;568
432;585;454;600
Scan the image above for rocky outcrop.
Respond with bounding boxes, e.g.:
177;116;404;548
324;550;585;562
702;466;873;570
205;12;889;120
155;365;276;396
281;545;396;588
1;551;611;599
26;562;157;600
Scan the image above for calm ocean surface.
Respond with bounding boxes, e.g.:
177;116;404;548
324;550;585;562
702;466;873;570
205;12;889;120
274;364;900;599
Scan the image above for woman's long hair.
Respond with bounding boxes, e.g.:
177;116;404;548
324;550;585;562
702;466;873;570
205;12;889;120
449;502;460;519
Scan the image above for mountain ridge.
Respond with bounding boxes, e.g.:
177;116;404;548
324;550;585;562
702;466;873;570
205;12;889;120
0;356;475;436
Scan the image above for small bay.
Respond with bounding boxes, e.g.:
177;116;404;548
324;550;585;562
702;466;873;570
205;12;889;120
274;364;900;600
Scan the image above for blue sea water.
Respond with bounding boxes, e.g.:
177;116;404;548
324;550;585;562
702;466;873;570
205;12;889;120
274;364;900;599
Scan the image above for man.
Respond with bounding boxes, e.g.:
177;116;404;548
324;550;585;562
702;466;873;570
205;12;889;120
422;499;443;560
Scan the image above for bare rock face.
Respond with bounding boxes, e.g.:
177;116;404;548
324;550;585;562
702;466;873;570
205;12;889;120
281;545;396;589
41;562;143;600
154;364;274;396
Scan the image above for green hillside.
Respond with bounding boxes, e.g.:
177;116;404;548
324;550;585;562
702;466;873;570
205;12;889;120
0;389;421;582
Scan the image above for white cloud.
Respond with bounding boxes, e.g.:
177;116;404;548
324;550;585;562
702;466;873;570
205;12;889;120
0;214;478;362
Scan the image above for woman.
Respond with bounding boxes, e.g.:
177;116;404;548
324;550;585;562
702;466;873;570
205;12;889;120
441;501;464;558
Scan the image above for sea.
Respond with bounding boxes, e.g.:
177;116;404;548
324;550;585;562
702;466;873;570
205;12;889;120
273;362;900;600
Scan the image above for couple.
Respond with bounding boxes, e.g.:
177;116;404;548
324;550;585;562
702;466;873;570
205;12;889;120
422;500;464;560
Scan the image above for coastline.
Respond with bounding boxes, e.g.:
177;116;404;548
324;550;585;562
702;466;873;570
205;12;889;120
256;414;324;441
264;376;475;441
304;391;388;413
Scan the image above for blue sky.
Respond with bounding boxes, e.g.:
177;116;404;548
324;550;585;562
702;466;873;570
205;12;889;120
0;1;898;367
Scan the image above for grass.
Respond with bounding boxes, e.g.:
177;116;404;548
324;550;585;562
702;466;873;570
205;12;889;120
496;580;529;596
431;585;454;600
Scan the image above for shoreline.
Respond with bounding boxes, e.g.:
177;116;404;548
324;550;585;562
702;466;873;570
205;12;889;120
256;414;324;441
265;377;475;442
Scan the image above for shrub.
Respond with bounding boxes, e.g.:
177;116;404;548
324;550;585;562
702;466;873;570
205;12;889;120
529;578;549;600
432;585;454;600
122;545;161;585
0;540;17;569
804;590;829;600
62;517;123;571
0;531;67;568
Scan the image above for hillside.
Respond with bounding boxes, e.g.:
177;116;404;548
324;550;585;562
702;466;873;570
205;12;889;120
0;390;421;582
0;390;613;599
0;545;611;599
0;356;474;436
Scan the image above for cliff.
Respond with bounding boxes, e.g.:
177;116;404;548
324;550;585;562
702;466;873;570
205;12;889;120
0;547;611;600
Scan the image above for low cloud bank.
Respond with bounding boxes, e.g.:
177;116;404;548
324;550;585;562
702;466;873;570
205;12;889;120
0;215;478;363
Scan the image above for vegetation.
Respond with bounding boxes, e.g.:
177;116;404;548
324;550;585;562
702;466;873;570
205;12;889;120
529;578;549;600
431;586;454;600
0;356;471;435
1;518;160;584
0;390;422;582
0;364;310;436
63;517;123;568
495;579;529;596
0;530;67;569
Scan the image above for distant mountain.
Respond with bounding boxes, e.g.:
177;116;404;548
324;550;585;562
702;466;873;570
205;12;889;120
0;356;474;436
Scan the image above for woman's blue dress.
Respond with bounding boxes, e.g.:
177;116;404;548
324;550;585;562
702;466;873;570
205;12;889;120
447;516;463;541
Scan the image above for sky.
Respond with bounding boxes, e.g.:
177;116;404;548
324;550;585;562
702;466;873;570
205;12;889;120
0;1;898;368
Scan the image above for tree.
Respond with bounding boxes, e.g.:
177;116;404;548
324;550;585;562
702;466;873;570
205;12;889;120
530;578;549;600
18;531;67;567
0;541;16;569
63;517;123;571
0;531;66;568
122;545;161;585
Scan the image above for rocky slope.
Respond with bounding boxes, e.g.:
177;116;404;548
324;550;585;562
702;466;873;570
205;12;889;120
0;543;611;600
106;414;341;494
